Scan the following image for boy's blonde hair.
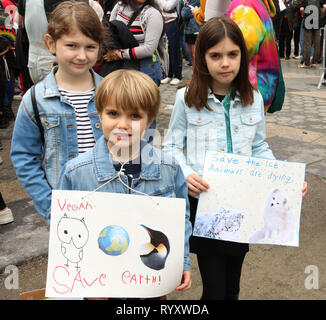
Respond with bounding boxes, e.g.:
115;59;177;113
96;69;160;123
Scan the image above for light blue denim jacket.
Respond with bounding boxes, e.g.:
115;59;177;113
57;136;192;271
162;87;275;180
10;67;103;220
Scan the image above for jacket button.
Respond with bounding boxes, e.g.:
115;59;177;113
197;115;202;123
234;126;239;132
95;123;101;129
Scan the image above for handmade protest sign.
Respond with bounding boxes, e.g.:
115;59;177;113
46;190;186;298
194;151;306;247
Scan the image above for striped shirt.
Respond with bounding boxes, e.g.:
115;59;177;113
110;3;163;60
59;88;96;154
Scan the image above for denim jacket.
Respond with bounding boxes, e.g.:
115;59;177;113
10;67;103;220
181;0;201;35
57;136;192;271
162;87;275;180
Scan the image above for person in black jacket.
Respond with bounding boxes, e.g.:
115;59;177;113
272;0;282;41
0;36;16;128
103;0;118;17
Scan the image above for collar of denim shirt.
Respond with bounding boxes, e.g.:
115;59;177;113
92;136;162;182
40;66;103;99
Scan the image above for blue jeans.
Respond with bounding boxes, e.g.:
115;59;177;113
181;32;192;63
166;19;182;79
139;57;162;87
3;78;14;107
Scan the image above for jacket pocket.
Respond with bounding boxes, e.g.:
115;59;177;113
42;116;61;148
187;111;218;152
240;112;261;126
148;185;176;197
240;112;261;141
187;112;215;141
187;112;213;127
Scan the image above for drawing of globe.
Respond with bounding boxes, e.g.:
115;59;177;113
98;225;130;256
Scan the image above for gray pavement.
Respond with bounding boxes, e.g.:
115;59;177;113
1;58;326;299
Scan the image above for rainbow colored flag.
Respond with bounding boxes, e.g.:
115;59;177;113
0;25;16;47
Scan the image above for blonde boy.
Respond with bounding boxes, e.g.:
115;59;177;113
57;69;192;294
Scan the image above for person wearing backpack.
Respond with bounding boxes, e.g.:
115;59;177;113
0;34;16;128
180;0;201;69
104;0;166;143
104;0;164;86
0;0;17;126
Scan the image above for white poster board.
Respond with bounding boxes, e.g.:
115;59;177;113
194;151;305;247
46;190;186;298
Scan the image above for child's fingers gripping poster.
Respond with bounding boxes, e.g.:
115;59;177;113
194;151;306;247
45;190;186;298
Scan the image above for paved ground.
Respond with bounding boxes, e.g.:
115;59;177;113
1;58;326;300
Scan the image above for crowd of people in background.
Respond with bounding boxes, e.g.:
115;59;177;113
1;0;326;133
1;0;326;132
0;0;310;300
272;0;326;68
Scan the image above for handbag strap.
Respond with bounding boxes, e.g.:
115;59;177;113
127;3;147;27
31;85;44;144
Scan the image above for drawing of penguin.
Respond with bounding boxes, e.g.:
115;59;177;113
57;214;89;269
139;225;170;271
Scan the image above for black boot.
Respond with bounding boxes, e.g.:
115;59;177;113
4;105;15;121
0;108;9;129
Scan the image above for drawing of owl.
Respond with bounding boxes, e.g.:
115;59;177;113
57;214;89;269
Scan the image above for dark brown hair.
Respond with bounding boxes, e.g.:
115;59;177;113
185;16;254;110
47;1;104;45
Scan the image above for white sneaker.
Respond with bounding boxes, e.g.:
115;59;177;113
293;55;302;60
0;208;14;224
170;78;181;86
13;94;22;101
160;77;172;84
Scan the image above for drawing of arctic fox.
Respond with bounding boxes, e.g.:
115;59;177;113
250;189;296;244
